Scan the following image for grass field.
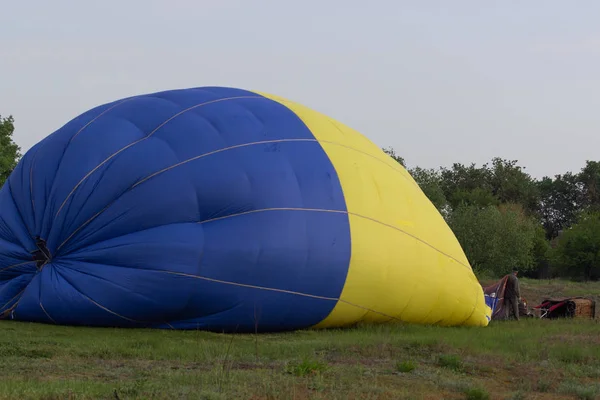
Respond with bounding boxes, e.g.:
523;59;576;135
0;279;598;400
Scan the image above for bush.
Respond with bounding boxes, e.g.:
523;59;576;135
448;203;544;276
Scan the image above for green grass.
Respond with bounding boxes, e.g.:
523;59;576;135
1;318;598;399
438;354;464;371
0;279;597;399
395;360;416;373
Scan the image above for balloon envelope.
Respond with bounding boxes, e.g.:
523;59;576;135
0;87;491;331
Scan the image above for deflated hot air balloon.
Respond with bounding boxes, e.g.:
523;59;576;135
0;86;491;332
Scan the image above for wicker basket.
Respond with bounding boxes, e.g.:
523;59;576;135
570;298;596;319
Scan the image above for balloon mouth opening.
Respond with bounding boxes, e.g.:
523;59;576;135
31;237;52;270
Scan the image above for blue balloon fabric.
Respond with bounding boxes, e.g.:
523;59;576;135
0;87;353;332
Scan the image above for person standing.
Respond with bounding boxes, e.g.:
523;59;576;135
504;268;521;321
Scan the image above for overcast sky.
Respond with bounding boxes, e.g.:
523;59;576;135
2;1;599;179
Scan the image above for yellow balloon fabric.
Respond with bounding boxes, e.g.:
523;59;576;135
257;91;492;328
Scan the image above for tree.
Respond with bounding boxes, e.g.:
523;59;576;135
0;115;21;187
528;222;552;278
439;162;498;209
550;211;600;281
438;158;540;214
488;157;540;215
447;203;543;277
537;172;582;239
577;160;600;212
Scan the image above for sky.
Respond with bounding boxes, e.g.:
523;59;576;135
2;1;599;179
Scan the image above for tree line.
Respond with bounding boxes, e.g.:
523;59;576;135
0;115;597;281
0;115;20;188
383;147;600;282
